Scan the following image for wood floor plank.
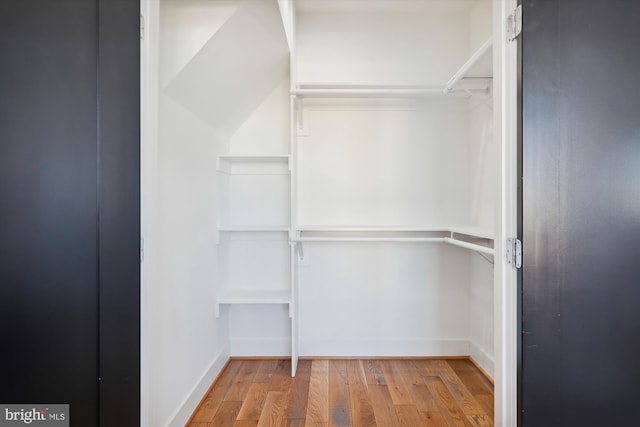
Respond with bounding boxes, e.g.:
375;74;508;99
210;401;243;427
446;361;493;422
255;360;278;383
446;360;493;395
433;361;485;415
424;377;472;427
368;384;400;427
395;405;423;427
363;360;386;385
328;360;351;427
347;360;377;427
270;359;293;392
305;360;329;426
412;360;440;377
192;360;243;422
466;414;493;427
237;383;270;420
188;423;210;427
390;360;439;413
473;394;494;424
225;361;262;402
418;411;449;427
257;391;286;427
380;360;413;406
285;359;312;421
409;383;439;414
234;421;258;427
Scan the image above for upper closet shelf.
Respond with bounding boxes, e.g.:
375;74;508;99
443;37;493;94
216;155;291;174
292;84;445;98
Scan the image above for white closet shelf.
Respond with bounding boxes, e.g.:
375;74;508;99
443;37;493;94
291;226;494;256
292;84;444;98
215;290;291;317
216;155;291;174
296;237;445;243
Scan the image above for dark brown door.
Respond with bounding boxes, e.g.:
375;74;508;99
0;1;140;425
521;1;640;426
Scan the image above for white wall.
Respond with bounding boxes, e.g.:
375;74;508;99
299;243;471;356
142;1;237;426
297;99;470;227
467;0;496;378
296;8;470;85
292;6;482;357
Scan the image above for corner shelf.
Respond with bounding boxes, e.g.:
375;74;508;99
215;289;291;317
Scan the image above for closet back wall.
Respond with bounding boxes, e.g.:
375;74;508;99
294;6;479;357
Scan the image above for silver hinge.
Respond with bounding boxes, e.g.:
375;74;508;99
140;13;145;40
140;237;145;262
506;238;522;269
507;5;522;42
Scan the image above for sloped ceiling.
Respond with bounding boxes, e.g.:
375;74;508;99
164;0;290;136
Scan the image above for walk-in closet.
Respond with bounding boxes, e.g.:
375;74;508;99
144;1;514;424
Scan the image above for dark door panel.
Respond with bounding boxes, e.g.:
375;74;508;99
521;1;640;426
0;1;140;425
0;1;99;424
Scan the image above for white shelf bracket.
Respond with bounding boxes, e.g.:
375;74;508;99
297;241;304;261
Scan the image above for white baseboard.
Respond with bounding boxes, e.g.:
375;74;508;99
300;338;470;357
230;338;291;357
167;342;231;427
469;339;494;380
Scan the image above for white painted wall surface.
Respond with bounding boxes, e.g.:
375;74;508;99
467;0;496;378
153;96;227;427
142;1;241;425
298;243;472;356
297;100;470;227
296;8;471;86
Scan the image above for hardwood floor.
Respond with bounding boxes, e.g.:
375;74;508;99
187;359;494;427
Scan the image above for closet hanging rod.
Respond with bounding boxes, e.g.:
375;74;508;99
443;37;493;94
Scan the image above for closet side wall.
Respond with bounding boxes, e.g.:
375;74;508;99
146;2;230;425
467;0;496;378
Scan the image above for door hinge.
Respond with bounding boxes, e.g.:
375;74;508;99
140;237;145;262
140;13;145;40
506;238;522;269
507;5;522;42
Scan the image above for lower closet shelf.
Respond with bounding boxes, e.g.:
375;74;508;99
215;290;291;317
